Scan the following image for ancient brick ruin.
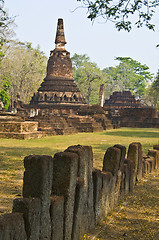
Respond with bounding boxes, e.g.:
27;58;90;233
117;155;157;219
104;91;159;128
104;91;141;109
0;19;158;138
0;112;43;139
0;143;159;239
29;18;86;112
0;19;115;139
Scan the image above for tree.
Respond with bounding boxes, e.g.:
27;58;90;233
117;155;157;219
72;54;106;104
0;41;47;104
77;0;159;31
103;57;153;99
115;57;153;97
0;0;15;65
149;70;159;108
0;76;10;109
103;62;137;97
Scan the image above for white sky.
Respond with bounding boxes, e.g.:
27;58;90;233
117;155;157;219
4;0;159;75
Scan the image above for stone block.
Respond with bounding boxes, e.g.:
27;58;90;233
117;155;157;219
23;155;53;240
153;145;159;151
0;121;38;133
147;157;155;171
50;195;64;240
143;160;148;174
100;171;112;218
148;149;159;169
114;170;122;205
133;142;143;180
0;213;27;240
65;145;95;239
124;163;129;194
12;198;41;240
102;147;121;208
52;151;78;240
147;161;151;173
142;160;146;176
92;168;102;225
127;143;139;185
108;175;116;210
124;159;134;192
114;144;126;197
103;147;121;176
143;160;151;174
113;144;126;172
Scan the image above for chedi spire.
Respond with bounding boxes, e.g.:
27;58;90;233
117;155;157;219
29;18;86;107
55;18;66;48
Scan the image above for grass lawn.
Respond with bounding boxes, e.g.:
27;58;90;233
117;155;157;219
0;127;159;215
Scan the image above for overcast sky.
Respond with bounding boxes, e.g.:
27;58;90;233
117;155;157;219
4;0;159;75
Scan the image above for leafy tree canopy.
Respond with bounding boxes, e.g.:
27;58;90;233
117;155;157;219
0;76;10;109
77;0;159;31
72;54;153;104
0;0;15;65
0;40;47;104
149;70;159;108
72;54;106;104
115;57;153;97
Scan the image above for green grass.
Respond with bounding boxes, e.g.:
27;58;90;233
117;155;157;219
0;127;159;214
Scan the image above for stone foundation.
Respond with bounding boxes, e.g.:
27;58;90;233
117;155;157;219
0;121;43;139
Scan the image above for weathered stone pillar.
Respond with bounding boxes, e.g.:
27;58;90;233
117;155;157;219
103;147;121;207
153;145;159;150
148;149;159;169
99;84;105;107
23;155;53;240
114;144;126;198
100;171;112;218
123;163;129;194
65;145;95;240
103;147;121;175
133;142;143;180
127;143;139;185
143;158;151;174
50;195;64;240
92;168;102;225
12;198;41;240
113;144;126;172
0;213;27;240
147;156;155;170
52;151;78;240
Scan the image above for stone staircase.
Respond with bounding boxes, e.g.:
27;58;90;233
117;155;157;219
66;115;104;132
31;115;77;135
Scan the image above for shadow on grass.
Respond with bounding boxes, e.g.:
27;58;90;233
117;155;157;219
101;129;159;138
0;146;60;169
0;146;60;157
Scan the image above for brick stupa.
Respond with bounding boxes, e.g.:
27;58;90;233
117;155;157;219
29;18;86;109
104;91;141;109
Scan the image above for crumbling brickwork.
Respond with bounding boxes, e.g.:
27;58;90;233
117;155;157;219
29;18;86;109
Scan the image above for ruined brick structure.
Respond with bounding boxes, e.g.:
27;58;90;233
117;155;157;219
29;18;86;111
0;19;115;139
104;91;159;128
104;91;141;109
0;112;43;139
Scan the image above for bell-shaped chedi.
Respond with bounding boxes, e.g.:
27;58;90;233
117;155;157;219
30;18;86;107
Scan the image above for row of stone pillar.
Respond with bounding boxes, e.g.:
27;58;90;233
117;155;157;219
0;144;159;240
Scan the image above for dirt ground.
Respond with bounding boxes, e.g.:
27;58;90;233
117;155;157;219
83;170;159;240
